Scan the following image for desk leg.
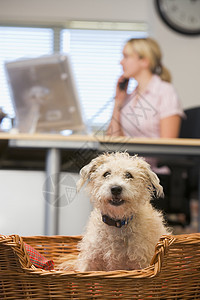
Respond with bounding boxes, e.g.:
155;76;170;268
44;148;61;235
198;165;200;232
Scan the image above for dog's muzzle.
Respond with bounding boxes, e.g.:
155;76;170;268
109;185;124;206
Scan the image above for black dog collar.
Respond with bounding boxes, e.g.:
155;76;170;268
102;214;133;228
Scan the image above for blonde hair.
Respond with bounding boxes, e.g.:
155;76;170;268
126;38;171;82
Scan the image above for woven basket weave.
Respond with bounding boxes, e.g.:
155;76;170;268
0;233;200;299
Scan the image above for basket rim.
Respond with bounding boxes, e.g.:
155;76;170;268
1;233;200;279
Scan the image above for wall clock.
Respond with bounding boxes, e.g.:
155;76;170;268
155;0;200;35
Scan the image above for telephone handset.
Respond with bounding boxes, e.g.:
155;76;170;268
118;78;129;91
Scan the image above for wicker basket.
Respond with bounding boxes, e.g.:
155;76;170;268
0;233;200;299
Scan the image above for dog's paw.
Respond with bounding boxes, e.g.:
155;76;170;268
57;260;76;271
56;254;78;271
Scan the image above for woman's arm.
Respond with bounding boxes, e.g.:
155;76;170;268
107;101;124;136
107;76;129;136
160;114;181;138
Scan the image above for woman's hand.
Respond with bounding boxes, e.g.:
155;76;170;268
114;75;129;108
107;76;129;137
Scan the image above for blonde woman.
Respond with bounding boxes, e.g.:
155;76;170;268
107;38;184;138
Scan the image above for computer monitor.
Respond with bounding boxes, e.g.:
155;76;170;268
5;54;87;133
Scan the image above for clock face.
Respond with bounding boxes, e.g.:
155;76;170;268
155;0;200;35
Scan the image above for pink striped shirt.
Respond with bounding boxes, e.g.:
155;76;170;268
120;75;184;138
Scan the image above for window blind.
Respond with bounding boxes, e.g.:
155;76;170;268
61;29;147;128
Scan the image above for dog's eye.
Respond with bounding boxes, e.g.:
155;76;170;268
103;171;111;178
125;172;133;179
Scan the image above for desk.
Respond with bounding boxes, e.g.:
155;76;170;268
0;132;200;234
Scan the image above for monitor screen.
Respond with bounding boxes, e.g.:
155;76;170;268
5;54;87;133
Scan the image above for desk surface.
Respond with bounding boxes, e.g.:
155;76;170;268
0;132;200;171
0;132;200;146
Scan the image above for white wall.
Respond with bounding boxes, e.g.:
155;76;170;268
0;0;148;23
0;171;45;235
147;2;200;109
0;170;91;236
0;0;199;236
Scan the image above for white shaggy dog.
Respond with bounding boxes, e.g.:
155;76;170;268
63;152;171;272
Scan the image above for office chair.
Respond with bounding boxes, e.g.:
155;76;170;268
180;106;200;139
179;106;200;198
153;106;200;227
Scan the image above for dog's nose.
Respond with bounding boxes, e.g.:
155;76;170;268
111;185;122;196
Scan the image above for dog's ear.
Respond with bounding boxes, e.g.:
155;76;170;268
135;156;163;198
76;154;108;191
76;161;96;191
146;168;164;198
